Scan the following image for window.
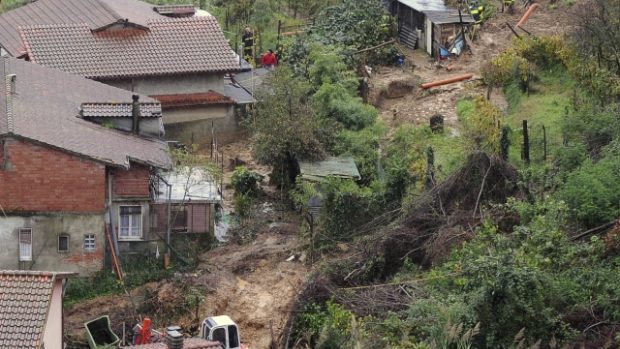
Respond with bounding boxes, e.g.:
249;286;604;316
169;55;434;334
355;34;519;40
228;325;240;348
19;228;32;261
171;206;187;231
58;235;69;253
119;206;142;239
211;328;226;346
84;234;96;252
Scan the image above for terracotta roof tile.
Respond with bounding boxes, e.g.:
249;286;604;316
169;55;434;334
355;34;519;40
154;5;196;17
152;91;235;108
19;16;240;79
81;102;162;118
0;0;166;57
0;57;171;169
0;270;73;349
123;338;222;349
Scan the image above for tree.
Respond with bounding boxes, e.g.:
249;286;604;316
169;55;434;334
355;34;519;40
572;0;620;75
252;67;339;186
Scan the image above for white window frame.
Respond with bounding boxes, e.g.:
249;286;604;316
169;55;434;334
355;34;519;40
84;234;96;252
19;228;32;262
118;205;143;240
57;234;69;253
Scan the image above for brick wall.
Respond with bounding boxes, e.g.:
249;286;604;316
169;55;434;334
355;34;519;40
111;163;151;199
0;138;106;213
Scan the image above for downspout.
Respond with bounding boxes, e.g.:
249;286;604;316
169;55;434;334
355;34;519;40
107;172;120;262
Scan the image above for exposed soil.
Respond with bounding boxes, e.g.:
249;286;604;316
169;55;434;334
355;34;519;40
65;139;307;349
65;3;580;348
370;0;578;132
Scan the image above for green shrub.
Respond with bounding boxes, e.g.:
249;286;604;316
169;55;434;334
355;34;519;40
313;83;378;130
231;166;264;196
559;155;620;227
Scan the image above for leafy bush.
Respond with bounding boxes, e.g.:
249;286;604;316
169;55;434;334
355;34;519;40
319;178;379;243
559;155;620;227
334;124;385;186
231;166;264;196
313;83;378;130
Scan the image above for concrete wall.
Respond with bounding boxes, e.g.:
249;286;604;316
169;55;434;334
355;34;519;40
0;214;105;275
164;105;245;147
105;73;226;96
43;279;64;349
0;138;106;212
88;117;164;138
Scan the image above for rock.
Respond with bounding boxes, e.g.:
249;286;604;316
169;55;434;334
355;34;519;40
386;79;418;99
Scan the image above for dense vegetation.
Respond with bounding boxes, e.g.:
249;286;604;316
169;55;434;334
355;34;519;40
5;0;620;347
244;0;620;348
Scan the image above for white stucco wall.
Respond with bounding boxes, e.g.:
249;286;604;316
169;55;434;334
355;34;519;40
0;214;105;275
43;279;64;349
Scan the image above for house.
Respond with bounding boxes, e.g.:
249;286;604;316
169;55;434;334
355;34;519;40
0;270;75;349
0;56;172;275
387;0;475;57
0;0;250;146
151;167;222;235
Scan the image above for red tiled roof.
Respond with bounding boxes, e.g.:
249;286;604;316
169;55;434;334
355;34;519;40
123;338;222;349
81;103;163;118
0;270;74;349
0;0;166;57
152;91;235;108
154;5;196;17
19;16;240;79
0;56;171;169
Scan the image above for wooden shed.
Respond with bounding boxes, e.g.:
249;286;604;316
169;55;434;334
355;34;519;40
388;0;475;57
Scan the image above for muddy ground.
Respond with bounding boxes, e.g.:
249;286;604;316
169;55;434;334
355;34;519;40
64;2;578;348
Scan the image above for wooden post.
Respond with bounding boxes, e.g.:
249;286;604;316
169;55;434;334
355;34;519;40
277;20;282;42
542;125;547;161
500;126;510;161
522;120;530;165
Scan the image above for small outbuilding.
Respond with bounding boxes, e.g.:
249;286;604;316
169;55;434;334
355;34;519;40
388;0;475;57
152;167;222;235
298;156;361;182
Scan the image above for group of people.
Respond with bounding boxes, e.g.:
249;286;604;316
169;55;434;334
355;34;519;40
242;26;279;69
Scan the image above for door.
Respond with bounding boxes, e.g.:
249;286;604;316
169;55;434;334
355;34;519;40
425;17;433;55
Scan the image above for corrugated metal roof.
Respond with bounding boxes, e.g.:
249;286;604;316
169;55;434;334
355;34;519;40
155;167;221;203
424;10;475;24
397;0;475;24
397;0;448;12
299;156;361;181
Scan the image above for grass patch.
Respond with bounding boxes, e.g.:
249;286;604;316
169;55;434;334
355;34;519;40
504;67;575;166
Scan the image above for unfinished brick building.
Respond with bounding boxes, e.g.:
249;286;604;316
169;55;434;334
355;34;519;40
0;57;171;274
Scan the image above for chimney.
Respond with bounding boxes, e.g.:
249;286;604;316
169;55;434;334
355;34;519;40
166;329;183;349
132;94;140;135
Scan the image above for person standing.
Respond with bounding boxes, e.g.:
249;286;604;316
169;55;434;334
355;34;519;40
242;27;254;63
262;49;278;69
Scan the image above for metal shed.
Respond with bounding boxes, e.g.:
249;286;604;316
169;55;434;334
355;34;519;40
298;157;361;182
388;0;474;57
